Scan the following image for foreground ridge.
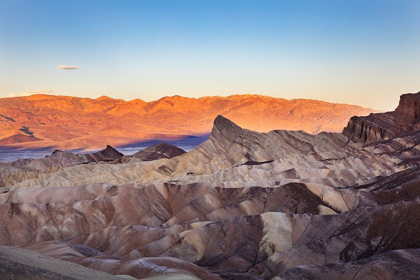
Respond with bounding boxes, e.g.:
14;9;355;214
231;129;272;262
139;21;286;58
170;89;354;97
1;92;420;279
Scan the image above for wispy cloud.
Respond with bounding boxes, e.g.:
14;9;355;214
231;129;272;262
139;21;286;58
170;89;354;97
57;65;79;70
2;91;54;98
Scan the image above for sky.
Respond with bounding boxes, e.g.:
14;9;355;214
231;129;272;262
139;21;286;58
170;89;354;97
0;0;419;111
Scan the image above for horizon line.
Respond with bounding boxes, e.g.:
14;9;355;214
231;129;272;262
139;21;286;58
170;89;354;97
0;92;390;111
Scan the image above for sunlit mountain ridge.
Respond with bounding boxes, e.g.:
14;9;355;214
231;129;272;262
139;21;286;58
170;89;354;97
0;94;377;150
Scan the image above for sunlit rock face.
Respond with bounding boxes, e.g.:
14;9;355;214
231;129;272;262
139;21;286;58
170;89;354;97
0;94;376;150
1;92;420;279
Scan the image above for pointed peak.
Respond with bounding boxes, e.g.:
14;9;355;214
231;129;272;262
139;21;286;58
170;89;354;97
94;145;124;158
210;115;243;142
51;149;63;156
104;145;122;153
214;115;240;129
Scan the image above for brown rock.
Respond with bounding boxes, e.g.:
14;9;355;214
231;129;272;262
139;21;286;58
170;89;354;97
343;91;420;142
123;143;186;163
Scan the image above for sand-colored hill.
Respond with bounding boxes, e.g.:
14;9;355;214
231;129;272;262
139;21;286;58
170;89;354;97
0;94;376;150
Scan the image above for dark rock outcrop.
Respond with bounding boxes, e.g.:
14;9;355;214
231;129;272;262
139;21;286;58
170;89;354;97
343;92;420;143
10;145;123;171
123;143;186;163
89;145;124;162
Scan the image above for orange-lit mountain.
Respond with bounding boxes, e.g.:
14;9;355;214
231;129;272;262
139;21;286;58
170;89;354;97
0;94;376;150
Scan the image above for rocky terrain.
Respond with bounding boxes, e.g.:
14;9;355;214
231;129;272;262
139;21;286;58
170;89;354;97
1;92;420;279
0;245;122;280
343;92;420;142
0;94;375;150
122;143;186;163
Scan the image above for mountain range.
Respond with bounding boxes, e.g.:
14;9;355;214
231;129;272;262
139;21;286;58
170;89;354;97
1;91;420;279
0;94;376;150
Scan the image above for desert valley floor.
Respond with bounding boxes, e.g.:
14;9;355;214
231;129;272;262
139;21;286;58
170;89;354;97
2;93;420;279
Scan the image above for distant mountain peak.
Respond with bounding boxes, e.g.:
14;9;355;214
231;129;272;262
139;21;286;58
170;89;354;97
96;95;113;100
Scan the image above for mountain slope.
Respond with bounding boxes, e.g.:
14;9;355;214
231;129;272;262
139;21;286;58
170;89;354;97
0;94;376;150
2;92;420;279
0;245;121;280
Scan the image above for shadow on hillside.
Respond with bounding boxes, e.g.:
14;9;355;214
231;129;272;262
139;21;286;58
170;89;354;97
0;134;210;163
115;134;210;153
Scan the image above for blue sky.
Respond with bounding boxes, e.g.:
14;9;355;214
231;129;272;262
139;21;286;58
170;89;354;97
0;0;419;110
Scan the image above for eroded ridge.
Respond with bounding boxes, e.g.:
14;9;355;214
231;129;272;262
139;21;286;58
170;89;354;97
2;92;420;279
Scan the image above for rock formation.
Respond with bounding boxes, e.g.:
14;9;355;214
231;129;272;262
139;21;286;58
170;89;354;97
1;92;420;279
0;94;376;150
122;143;186;163
0;245;122;280
343;91;420;142
9;145;123;172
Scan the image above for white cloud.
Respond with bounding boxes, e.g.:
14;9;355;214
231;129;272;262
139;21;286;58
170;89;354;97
2;91;54;98
57;65;79;70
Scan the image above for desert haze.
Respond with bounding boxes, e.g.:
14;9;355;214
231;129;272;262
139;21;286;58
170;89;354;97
0;94;375;150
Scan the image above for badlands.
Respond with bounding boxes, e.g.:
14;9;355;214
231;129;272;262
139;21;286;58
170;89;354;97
1;92;420;279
